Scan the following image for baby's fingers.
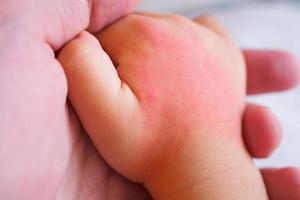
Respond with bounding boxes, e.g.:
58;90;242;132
58;32;141;177
193;15;232;43
58;31;123;126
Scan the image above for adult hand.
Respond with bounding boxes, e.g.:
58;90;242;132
0;1;149;199
242;49;300;200
0;1;299;199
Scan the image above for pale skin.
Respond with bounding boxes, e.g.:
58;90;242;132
1;0;300;199
58;13;298;199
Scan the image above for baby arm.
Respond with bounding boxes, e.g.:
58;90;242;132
58;13;268;199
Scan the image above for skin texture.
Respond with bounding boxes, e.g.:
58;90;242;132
57;13;275;199
0;1;150;199
1;0;300;199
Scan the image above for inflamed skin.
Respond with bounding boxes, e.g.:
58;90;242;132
58;13;268;200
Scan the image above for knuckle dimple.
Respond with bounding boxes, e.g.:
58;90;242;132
167;14;189;24
127;15;169;45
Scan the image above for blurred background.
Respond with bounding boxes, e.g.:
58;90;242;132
138;0;300;168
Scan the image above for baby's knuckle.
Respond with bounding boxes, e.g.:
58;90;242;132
166;14;190;25
126;14;170;44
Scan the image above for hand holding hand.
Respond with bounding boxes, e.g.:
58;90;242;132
59;13;265;199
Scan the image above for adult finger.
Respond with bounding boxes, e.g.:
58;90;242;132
244;50;300;95
21;0;140;49
242;104;282;158
261;167;300;200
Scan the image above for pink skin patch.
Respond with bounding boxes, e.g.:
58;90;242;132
103;15;246;161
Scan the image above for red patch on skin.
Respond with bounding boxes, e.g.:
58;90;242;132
96;14;246;178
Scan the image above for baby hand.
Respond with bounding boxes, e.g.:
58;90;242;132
59;14;267;199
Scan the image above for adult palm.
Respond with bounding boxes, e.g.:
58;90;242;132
0;0;299;199
0;0;147;199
